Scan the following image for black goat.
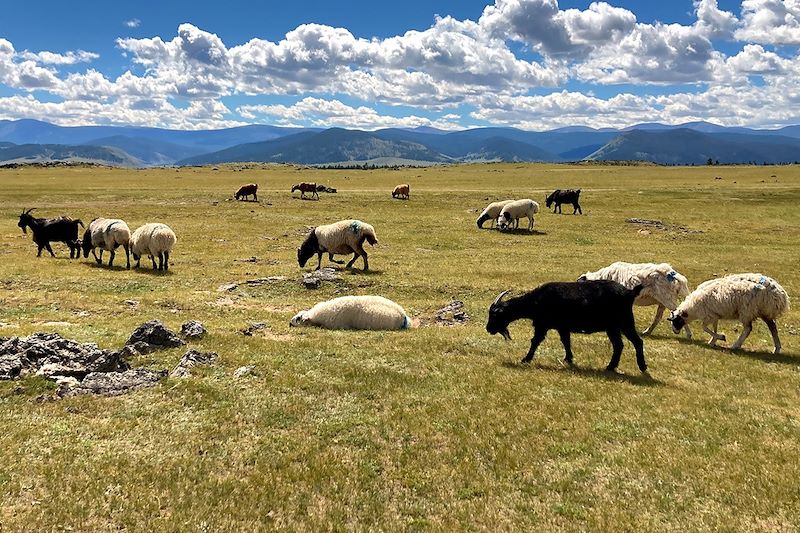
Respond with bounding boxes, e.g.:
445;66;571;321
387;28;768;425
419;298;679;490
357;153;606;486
486;280;647;372
17;208;84;258
545;189;582;214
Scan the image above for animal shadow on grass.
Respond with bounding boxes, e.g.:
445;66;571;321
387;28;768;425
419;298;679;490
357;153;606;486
498;229;547;236
501;359;665;387
293;196;320;201
664;334;800;366
345;268;384;276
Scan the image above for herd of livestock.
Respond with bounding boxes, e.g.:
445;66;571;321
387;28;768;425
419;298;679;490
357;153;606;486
13;179;791;373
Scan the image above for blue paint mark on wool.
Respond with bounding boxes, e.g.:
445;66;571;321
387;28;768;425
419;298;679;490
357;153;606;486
666;271;677;282
759;275;768;286
350;220;361;234
402;315;410;329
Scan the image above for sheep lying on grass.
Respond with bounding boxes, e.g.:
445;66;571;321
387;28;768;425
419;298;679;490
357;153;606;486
668;273;789;354
487;280;647;372
297;219;378;271
579;262;692;338
476;200;513;228
497;199;539;231
81;218;131;269
290;295;412;330
130;223;177;271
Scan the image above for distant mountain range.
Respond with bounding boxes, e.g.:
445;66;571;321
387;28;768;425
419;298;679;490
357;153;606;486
1;118;800;167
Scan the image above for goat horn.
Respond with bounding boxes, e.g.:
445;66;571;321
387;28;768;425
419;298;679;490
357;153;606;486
492;290;510;306
25;208;35;214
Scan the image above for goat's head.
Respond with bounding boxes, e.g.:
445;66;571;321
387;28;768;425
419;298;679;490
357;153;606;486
296;228;318;267
667;310;689;334
17;208;36;233
291;184;300;192
486;290;513;340
81;227;93;258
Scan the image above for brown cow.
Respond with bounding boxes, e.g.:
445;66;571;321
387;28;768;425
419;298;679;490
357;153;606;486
235;183;258;201
392;183;410;200
292;182;320;200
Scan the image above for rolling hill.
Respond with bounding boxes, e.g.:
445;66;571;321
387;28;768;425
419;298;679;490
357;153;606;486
0;142;141;166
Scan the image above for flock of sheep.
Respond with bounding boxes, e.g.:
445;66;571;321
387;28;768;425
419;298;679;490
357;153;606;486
15;178;791;372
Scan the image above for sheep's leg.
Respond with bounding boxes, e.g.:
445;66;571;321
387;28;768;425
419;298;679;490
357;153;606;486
606;330;625;371
764;318;782;354
522;327;548;364
528;216;534;232
94;249;102;264
328;253;345;265
149;255;155;269
124;244;130;269
316;252;323;270
158;252;165;271
623;325;647;372
703;322;725;345
557;330;573;365
730;321;753;351
45;243;56;257
683;323;693;340
163;251;170;271
642;305;665;336
108;249;115;267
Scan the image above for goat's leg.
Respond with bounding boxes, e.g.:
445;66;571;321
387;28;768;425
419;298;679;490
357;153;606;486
45;243;55;257
557;329;573;365
522;327;548;364
37;244;44;257
730;321;753;351
764;318;782;354
642;305;665;336
623;324;647;372
254;192;258;202
606;330;625;371
577;203;582;215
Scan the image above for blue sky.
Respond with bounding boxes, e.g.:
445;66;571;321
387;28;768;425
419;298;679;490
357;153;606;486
1;0;799;130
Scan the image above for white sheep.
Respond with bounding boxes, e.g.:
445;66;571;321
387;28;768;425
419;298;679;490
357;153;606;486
497;199;540;231
579;262;693;338
290;295;413;330
668;273;790;354
130;223;177;271
297;219;378;271
81;218;131;269
476;200;513;228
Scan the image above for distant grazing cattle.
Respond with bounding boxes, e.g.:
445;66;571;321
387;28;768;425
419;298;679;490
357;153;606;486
292;182;319;200
392;184;410;200
235;183;258;201
545;189;582;214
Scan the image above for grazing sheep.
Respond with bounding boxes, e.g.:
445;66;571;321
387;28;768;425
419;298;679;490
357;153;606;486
298;220;378;271
579;262;693;338
668;273;789;354
392;184;410;200
476;200;513;228
487;281;647;372
497;199;540;231
235;183;258;201
130;223;177;271
81;218;131;269
17;208;84;258
545;189;582;214
290;295;412;330
292;182;319;200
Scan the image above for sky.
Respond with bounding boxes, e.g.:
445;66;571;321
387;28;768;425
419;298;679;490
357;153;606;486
1;0;799;131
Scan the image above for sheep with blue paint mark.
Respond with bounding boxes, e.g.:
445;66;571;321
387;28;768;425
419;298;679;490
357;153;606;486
476;200;513;228
668;273;789;354
497;199;539;231
579;262;692;338
290;295;413;330
297;219;378;271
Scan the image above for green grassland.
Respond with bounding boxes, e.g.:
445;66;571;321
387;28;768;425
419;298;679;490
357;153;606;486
1;163;799;530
